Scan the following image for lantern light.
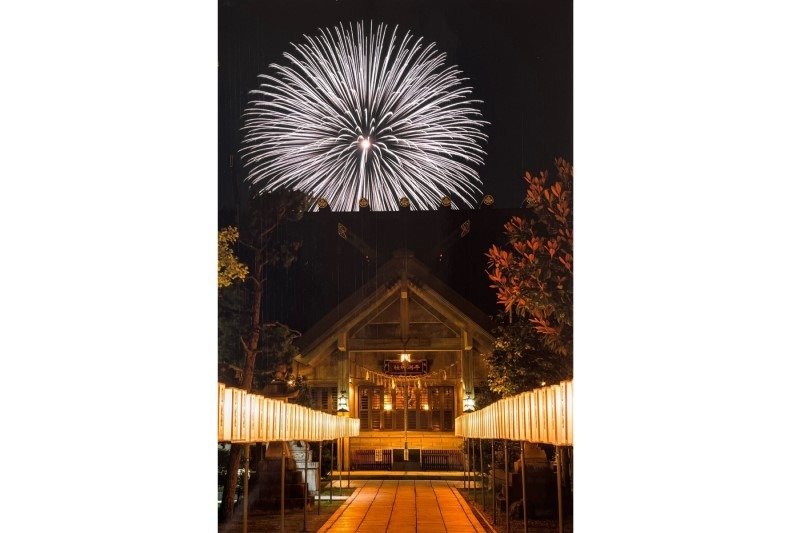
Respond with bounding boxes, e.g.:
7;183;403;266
222;388;234;442
336;390;349;413
218;383;226;442
463;393;476;413
217;382;360;443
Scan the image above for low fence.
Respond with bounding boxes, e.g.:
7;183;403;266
351;449;393;470
349;448;463;471
421;449;463;471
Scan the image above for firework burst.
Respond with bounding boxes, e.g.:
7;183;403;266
240;21;488;211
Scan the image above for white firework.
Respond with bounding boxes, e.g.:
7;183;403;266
240;21;488;211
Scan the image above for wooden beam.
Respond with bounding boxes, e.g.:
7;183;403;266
462;330;473;350
342;286;400;335
408;282;467;330
347;337;462;351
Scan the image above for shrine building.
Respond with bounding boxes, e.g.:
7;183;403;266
294;250;494;470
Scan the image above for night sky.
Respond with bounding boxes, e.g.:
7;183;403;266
219;0;572;213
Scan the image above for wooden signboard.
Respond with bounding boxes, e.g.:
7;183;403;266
383;359;428;375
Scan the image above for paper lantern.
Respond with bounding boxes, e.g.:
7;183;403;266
533;386;551;444
259;396;268;442
221;388;233;442
278;401;286;441
218;383;226;442
554;382;566;445
231;388;245;442
248;394;261;443
547;387;558;444
237;393;251;443
515;393;525;441
566;381;574;445
528;391;539;443
216;382;360;444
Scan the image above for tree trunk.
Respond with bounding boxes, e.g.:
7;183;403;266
220;253;264;522
220;444;243;521
241;254;264;391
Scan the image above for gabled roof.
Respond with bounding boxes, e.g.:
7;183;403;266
295;249;494;365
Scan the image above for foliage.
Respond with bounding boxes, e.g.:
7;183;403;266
485;158;573;396
473;385;501;413
251;323;301;387
218;282;249;366
485;316;572;396
218;226;249;288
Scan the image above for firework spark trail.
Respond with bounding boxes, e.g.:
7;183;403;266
241;21;488;211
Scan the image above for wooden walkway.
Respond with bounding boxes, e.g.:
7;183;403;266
317;480;485;533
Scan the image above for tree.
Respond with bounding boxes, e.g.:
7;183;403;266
485;158;573;395
218;188;310;521
484;317;571;397
218;226;249;288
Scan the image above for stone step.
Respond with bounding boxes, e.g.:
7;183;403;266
329;470;477;481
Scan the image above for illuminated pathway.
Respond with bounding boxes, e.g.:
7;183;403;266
317;480;485;533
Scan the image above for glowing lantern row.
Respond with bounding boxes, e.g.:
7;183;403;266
217;383;360;444
455;380;573;446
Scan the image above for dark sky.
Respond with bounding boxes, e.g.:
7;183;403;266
219;0;572;213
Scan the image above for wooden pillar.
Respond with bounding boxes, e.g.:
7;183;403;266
337;331;351;472
461;332;474;414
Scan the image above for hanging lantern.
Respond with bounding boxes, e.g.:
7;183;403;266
463;392;476;413
337;390;349;413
